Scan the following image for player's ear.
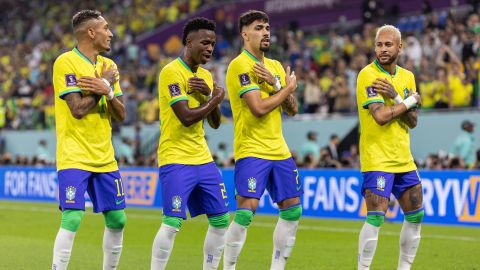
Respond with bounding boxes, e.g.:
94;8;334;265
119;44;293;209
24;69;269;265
87;27;95;40
241;31;248;41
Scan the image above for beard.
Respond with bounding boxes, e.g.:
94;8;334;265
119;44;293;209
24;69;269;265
377;53;398;65
260;43;270;52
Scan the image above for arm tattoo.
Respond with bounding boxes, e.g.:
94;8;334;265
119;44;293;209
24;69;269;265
281;94;297;116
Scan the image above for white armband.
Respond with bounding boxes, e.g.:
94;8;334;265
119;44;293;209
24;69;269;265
106;89;114;101
101;78;111;87
275;78;282;91
393;94;403;104
402;95;417;110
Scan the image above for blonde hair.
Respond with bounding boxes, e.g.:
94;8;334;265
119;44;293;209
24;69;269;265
375;25;401;43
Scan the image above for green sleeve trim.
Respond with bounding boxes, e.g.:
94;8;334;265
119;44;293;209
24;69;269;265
169;96;188;106
238;86;260;97
59;88;81;98
114;92;123;97
362;99;384;109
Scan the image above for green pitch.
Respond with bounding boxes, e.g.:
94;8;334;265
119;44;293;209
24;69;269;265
0;201;479;269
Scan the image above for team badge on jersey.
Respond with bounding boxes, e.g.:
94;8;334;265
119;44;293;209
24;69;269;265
65;74;77;87
65;186;76;203
366;86;377;97
247;177;257;193
239;73;251;86
168;83;181;97
376;176;386;191
172;195;182;212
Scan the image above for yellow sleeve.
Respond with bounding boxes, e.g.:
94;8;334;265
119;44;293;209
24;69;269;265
357;69;384;109
410;72;417;93
159;67;188;106
276;61;287;88
53;57;81;99
230;60;260;97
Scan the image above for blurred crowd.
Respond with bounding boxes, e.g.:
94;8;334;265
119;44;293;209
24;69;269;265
1;1;479;130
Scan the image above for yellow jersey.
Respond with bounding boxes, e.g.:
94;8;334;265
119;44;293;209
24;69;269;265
53;47;122;172
227;49;291;160
356;60;417;173
157;57;213;166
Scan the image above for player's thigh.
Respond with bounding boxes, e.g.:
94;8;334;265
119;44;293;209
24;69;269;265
361;171;394;212
395;170;423;212
189;162;229;216
58;169;92;211
269;157;303;204
89;170;125;213
158;164;197;219
234;157;272;202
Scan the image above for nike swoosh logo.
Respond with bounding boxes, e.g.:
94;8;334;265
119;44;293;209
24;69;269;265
225;202;229;206
296;186;302;191
115;199;125;205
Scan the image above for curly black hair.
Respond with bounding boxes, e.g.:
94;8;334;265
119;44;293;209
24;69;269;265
72;10;102;30
238;10;269;32
182;17;216;45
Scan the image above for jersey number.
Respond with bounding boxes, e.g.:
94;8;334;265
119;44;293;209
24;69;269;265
115;178;125;197
219;183;228;199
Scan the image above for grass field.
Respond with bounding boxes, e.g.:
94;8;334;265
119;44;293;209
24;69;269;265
0;201;479;270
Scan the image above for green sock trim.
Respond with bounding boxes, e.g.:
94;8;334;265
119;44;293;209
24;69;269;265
366;214;385;227
208;213;230;228
103;209;127;229
233;209;254;228
162;215;183;229
405;210;424;223
61;210;85;232
279;205;302;221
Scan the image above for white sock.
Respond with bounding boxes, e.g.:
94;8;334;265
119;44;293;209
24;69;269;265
203;225;227;270
270;218;299;270
223;221;247;270
103;227;124;270
151;224;179;270
358;222;380;270
398;221;421;270
52;228;76;270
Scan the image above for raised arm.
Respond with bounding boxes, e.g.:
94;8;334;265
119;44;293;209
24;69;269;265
244;65;297;118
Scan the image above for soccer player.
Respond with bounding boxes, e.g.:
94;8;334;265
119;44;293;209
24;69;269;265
223;10;302;270
51;10;126;270
356;25;423;270
151;18;229;270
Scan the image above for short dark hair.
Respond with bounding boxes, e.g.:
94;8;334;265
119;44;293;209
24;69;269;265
182;17;216;45
72;10;102;30
238;10;269;32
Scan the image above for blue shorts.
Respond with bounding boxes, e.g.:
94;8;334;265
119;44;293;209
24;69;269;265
58;169;126;213
234;157;303;203
159;162;229;219
361;170;421;199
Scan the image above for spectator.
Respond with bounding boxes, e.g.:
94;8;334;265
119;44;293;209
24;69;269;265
326;134;340;161
300;131;320;161
35;139;52;164
451;120;476;168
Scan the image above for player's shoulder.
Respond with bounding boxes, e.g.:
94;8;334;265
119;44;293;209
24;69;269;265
159;59;180;76
54;50;75;67
358;62;377;77
227;53;250;73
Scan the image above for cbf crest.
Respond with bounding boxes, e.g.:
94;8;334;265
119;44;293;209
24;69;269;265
172;195;182;212
247;177;257;193
65;186;76;203
376;176;386;191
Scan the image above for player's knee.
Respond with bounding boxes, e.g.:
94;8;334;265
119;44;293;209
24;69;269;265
233;209;254;228
405;208;424;224
162;215;183;230
279;204;302;221
61;209;85;232
208;212;230;228
366;212;385;227
104;210;127;229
